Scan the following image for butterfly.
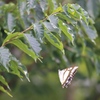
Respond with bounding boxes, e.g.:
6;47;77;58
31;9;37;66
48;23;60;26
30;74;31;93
58;66;78;88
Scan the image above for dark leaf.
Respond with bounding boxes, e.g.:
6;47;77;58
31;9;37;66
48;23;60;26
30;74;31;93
43;22;60;33
3;32;23;46
44;31;64;52
48;15;58;29
7;13;15;32
10;57;30;82
39;0;48;14
81;21;98;40
0;86;12;97
0;47;11;71
9;61;23;79
9;39;38;60
0;75;10;90
33;22;44;42
24;33;42;54
58;19;74;43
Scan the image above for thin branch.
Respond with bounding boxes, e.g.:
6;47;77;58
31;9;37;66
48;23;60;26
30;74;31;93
21;11;60;33
21;25;33;33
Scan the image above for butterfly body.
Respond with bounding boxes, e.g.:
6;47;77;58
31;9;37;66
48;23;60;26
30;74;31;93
58;66;78;88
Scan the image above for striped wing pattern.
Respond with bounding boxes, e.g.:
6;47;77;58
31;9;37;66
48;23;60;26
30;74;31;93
58;66;78;88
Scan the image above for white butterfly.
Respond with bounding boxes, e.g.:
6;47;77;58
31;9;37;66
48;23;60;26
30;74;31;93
58;66;78;88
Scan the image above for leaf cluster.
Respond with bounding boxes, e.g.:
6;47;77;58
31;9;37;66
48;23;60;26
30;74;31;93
0;0;98;96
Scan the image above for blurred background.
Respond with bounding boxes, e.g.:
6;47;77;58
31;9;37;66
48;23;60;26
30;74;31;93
0;0;100;100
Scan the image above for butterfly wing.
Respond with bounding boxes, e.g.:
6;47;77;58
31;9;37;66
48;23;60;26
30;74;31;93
58;66;78;88
58;69;69;85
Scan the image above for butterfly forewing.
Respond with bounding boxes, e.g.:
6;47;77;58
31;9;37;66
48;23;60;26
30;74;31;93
58;69;69;84
58;66;78;88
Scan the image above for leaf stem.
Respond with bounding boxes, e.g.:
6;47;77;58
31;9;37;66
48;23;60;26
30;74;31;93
21;25;33;33
21;11;60;33
2;33;23;46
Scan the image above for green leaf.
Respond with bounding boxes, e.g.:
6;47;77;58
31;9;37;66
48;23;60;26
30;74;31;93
0;3;16;12
18;64;30;82
7;13;15;32
3;32;24;46
47;0;54;14
52;6;63;14
0;86;12;97
43;22;59;33
81;21;98;40
9;39;38;61
26;0;36;14
9;61;23;79
48;15;58;29
67;4;80;19
24;33;42;54
0;47;11;71
18;0;26;17
58;20;74;43
67;4;89;25
39;0;48;14
57;13;77;25
0;75;10;90
0;46;30;81
87;0;99;19
33;22;44;42
44;32;64;52
51;0;58;9
11;56;30;82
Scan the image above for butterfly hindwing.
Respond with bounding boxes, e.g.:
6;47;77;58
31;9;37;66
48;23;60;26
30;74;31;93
58;66;78;88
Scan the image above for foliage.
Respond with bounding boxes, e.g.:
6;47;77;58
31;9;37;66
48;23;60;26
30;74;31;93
0;0;99;97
